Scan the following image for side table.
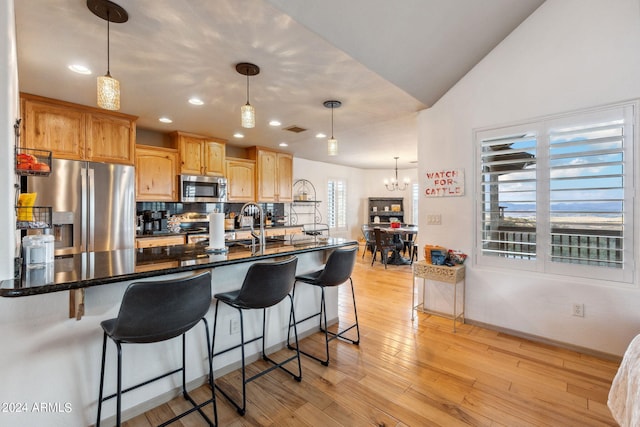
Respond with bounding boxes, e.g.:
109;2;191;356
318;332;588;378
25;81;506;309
412;261;465;332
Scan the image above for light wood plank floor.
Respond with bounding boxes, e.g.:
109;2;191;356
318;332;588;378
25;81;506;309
124;253;620;426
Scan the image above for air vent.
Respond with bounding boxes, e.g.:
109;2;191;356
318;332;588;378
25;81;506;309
284;125;307;133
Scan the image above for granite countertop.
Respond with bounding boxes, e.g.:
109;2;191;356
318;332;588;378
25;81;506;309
1;237;357;297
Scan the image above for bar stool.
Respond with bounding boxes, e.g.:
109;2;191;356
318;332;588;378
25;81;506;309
211;256;301;416
287;246;359;366
96;271;216;427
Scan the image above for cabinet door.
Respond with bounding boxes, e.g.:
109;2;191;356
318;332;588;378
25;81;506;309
87;113;135;165
204;140;225;176
276;152;293;202
136;235;185;248
226;159;255;202
179;135;204;175
135;146;178;201
21;97;85;160
256;150;278;202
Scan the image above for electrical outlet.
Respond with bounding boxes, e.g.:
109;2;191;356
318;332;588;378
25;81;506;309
229;318;240;334
427;214;442;225
572;303;584;317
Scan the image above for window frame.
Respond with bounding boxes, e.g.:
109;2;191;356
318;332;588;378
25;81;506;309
474;101;636;284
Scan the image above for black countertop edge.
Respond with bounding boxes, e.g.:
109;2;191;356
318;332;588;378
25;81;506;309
0;239;358;297
136;224;304;237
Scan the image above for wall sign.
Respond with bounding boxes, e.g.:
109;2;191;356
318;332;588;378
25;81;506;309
424;169;464;197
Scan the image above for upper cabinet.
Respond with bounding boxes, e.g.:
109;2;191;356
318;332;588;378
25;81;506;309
225;157;255;202
248;147;293;203
20;93;137;165
171;131;226;176
135;145;178;201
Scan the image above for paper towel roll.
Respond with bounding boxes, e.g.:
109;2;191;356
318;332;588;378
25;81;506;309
208;212;226;251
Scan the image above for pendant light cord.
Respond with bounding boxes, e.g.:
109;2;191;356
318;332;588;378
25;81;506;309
331;105;334;138
106;10;111;76
246;73;250;105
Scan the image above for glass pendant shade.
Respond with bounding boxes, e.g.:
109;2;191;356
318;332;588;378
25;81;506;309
327;137;338;156
241;103;255;128
89;0;128;111
97;73;120;111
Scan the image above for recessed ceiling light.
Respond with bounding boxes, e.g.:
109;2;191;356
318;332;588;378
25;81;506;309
315;133;326;138
279;142;288;147
158;117;173;123
269;120;281;127
233;132;244;138
188;97;204;106
68;64;92;75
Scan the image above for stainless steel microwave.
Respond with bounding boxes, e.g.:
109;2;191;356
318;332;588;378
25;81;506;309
180;175;227;203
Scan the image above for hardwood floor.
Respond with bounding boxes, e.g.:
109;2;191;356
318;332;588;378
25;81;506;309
124;253;620;426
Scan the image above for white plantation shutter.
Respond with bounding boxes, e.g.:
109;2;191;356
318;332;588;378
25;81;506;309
479;130;538;261
476;102;635;283
327;179;347;230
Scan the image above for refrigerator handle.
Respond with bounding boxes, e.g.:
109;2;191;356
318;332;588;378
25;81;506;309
87;167;95;252
81;166;88;252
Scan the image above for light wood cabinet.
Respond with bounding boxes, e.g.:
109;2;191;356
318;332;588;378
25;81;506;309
20;93;137;165
226;158;255;202
135;145;178;201
172;131;226;176
248;147;293;202
277;152;293;202
136;235;185;248
86;113;135;164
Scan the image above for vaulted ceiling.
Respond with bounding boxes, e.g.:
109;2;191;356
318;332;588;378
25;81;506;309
14;0;544;169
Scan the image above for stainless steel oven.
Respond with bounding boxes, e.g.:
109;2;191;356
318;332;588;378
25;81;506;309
180;175;227;203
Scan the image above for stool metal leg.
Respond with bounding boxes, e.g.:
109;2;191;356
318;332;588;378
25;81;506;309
212;298;302;416
288;278;360;366
98;321;217;427
96;333;107;427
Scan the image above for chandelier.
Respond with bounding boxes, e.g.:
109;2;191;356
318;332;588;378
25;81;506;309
384;157;410;191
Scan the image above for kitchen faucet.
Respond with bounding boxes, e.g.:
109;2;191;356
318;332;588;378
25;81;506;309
240;202;265;253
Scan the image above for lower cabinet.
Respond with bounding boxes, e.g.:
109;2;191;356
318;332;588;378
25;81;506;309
135;145;178;201
136;235;185;248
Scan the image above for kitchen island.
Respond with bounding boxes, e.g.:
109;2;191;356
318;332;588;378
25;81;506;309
0;237;357;426
1;237;353;296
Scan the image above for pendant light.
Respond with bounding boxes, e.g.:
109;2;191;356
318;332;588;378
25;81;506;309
323;100;341;156
236;63;260;128
384;157;410;191
88;0;128;111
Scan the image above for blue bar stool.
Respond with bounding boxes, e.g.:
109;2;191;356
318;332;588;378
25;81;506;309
211;256;302;415
96;271;216;427
287;247;359;366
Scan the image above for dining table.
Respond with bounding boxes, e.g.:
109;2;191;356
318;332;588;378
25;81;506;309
366;224;418;265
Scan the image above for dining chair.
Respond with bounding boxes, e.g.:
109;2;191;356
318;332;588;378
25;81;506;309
361;225;376;259
372;227;396;269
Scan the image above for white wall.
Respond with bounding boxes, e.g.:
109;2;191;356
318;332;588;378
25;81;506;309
1;0;17;280
292;157;366;239
418;0;640;356
293;158;418;239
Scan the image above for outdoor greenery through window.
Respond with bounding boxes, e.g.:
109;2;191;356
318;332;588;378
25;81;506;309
476;102;635;283
327;179;347;230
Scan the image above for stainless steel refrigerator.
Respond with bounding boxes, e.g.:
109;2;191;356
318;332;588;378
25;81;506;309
25;159;135;256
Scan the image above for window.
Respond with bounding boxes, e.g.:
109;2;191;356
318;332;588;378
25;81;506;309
327;179;347;230
476;103;635;283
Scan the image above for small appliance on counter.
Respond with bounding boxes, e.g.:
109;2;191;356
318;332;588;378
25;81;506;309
140;210;170;234
22;234;54;268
